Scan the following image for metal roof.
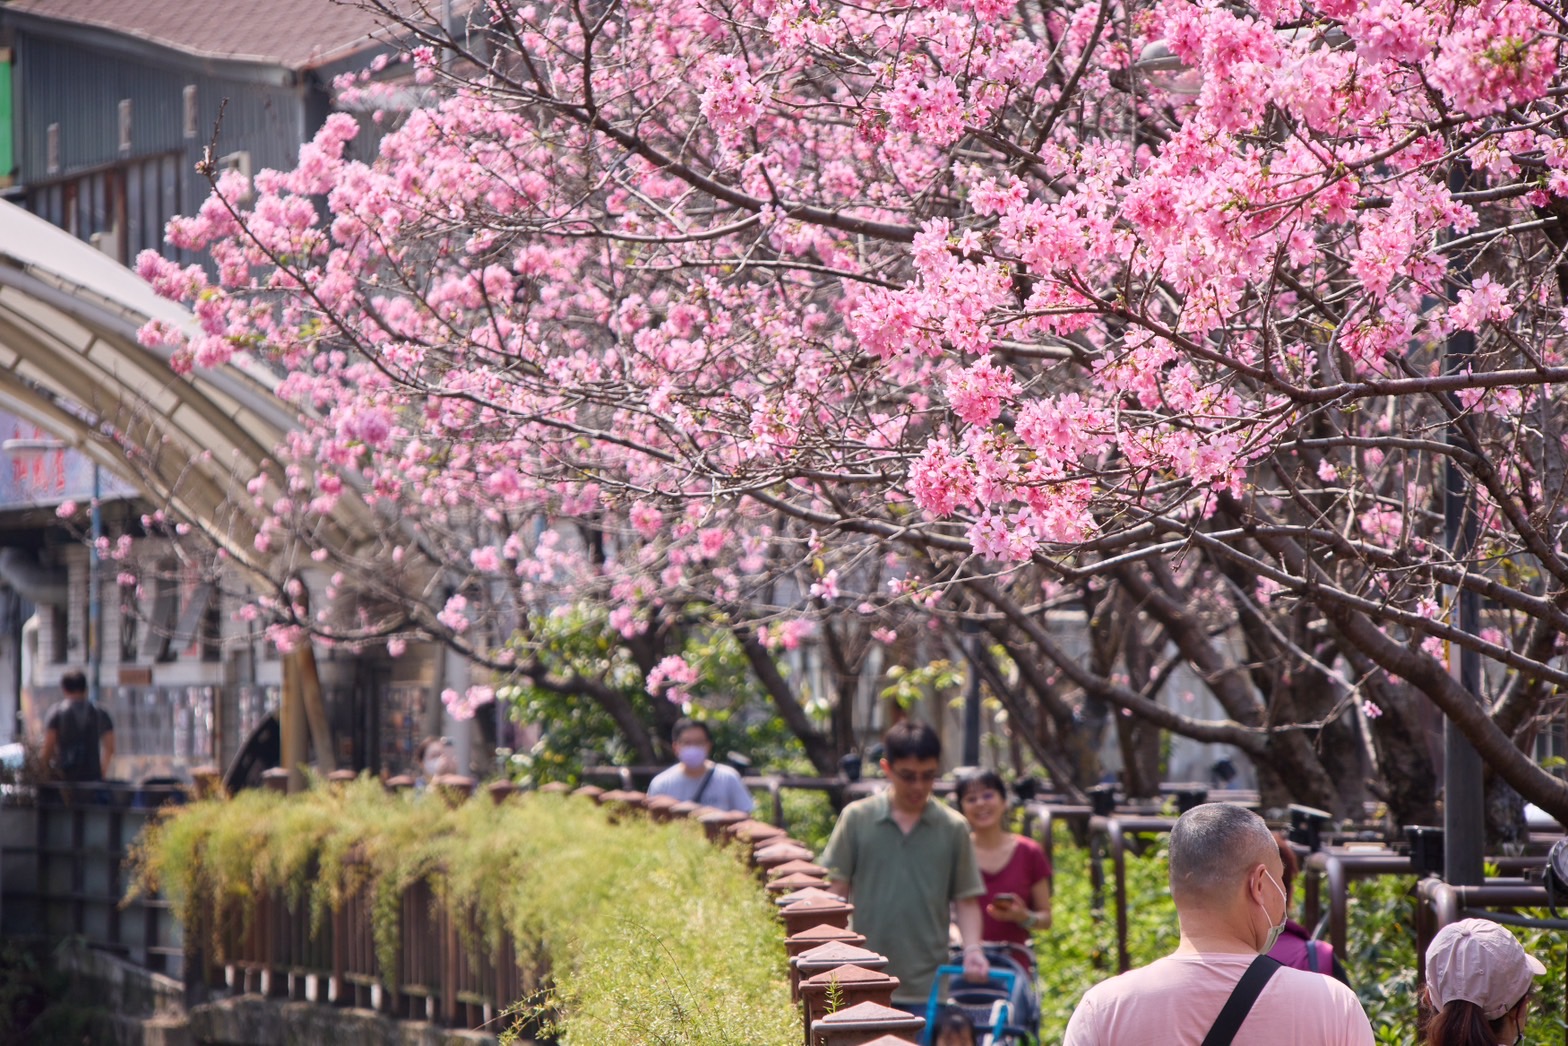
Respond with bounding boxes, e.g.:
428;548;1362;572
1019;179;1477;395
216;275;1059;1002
0;199;371;569
6;0;393;71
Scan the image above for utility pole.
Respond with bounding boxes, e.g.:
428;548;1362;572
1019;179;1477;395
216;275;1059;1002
962;618;982;767
1442;162;1485;887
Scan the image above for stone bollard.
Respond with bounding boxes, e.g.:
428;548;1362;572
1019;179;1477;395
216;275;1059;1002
260;768;289;794
810;1002;923;1046
726;819;789;858
326;769;357;791
487;780;519;805
538;781;572;794
432;774;476;806
767;859;830;881
189;765;225;801
801;965;901;1041
780;895;854;938
699;808;750;843
755;841;816;872
785;924;866;960
790;941;887;1003
385;774;415;794
573;784;606;803
767;871;829;896
606;789;650;817
776;886;840;907
597;789;631;822
645;795;680;821
668;800;700;819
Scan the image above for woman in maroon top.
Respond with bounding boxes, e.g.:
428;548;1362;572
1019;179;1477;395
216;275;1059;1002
955;768;1052;968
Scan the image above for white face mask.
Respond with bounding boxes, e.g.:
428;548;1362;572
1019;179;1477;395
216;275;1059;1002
1258;871;1288;954
424;745;451;779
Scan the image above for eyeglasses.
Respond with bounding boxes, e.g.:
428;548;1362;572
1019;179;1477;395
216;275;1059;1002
890;769;940;784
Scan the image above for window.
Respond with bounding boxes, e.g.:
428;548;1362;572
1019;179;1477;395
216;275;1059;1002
49;603;68;664
117;99;133;154
118;575;140;663
182;85;198;139
143;561;179;663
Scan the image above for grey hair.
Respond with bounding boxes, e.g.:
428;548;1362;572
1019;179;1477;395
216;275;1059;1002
1168;803;1276;908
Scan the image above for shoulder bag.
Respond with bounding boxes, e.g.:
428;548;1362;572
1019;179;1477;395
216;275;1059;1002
1199;955;1282;1046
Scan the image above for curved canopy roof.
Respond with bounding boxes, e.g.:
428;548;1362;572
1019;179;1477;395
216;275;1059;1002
0;200;366;568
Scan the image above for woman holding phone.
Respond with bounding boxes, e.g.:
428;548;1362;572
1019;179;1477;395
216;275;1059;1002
955;768;1052;968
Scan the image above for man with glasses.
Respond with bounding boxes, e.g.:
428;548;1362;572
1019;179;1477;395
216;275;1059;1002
821;719;989;1015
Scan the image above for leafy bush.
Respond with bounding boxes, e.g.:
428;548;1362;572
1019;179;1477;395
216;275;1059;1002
777;780;840;854
131;781;798;1045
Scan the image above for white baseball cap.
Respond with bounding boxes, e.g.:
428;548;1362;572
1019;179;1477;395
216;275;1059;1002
1426;919;1546;1020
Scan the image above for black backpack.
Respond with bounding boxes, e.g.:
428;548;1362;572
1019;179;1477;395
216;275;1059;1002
54;702;105;781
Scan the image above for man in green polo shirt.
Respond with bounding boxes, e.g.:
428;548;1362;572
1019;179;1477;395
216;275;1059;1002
821;719;989;1013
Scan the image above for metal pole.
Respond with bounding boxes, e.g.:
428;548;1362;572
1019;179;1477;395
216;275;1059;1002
1442;161;1485;887
88;463;101;708
962;619;981;766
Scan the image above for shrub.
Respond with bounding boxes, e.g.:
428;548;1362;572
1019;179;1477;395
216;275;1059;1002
131;781;798;1045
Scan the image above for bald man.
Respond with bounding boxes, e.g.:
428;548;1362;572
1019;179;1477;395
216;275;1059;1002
1064;803;1373;1045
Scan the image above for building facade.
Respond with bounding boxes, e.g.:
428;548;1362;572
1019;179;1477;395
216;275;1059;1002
0;3;457;783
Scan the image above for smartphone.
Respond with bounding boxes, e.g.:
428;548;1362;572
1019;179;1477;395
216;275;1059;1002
993;892;1020;906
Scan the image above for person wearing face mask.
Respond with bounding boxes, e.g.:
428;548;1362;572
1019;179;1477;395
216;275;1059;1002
1267;831;1351;986
1423;919;1544;1046
645;718;754;813
1063;803;1373;1045
414;736;458;787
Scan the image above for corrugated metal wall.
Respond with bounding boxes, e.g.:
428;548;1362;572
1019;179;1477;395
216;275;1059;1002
12;30;319;260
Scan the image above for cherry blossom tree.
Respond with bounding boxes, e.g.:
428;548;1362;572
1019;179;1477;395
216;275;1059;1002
139;0;1568;824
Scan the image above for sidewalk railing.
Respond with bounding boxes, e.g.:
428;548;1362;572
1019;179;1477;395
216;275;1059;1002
0;780;185;976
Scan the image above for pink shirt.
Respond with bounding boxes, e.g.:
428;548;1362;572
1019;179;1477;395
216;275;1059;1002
1063;952;1374;1046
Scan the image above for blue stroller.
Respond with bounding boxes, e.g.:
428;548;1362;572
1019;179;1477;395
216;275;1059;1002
920;944;1040;1045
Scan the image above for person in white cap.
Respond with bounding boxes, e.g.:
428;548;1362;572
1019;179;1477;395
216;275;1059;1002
1424;918;1546;1045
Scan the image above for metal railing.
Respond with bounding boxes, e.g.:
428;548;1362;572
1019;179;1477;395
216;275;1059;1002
0;781;186;975
186;865;527;1029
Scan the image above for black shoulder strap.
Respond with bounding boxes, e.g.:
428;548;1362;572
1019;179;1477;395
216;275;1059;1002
1200;956;1282;1046
691;766;717;804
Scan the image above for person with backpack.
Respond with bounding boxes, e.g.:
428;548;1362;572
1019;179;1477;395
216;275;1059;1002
39;670;115;782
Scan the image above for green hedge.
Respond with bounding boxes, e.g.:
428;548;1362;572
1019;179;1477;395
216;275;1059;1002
130;781;798;1045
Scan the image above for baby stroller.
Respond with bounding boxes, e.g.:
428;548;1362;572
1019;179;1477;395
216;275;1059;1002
920;943;1040;1045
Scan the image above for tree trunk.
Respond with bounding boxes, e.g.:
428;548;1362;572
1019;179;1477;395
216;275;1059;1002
735;627;840;776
